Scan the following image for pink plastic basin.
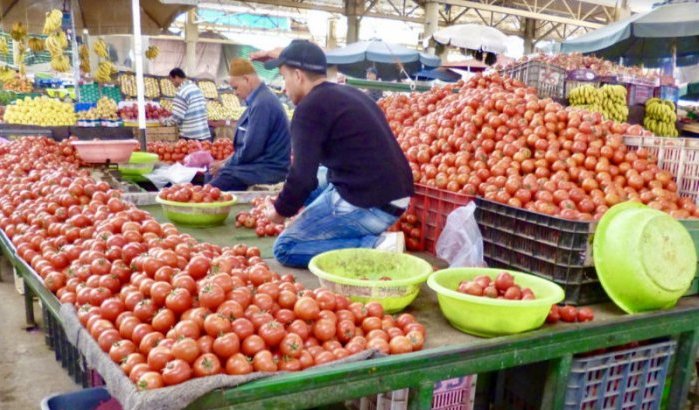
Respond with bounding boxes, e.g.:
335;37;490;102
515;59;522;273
71;139;139;164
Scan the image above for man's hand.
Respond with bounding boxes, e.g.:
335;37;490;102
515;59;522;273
264;197;286;224
209;160;225;176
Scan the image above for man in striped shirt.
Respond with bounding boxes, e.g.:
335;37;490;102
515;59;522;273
168;68;211;141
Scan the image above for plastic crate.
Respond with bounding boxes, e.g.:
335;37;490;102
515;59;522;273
655;86;679;106
502;61;565;100
408;184;473;254
354;376;477;410
627;83;656;106
566;341;676;409
41;387;121;410
474;197;601;305
623;136;699;204
496;340;676;410
100;84;122;103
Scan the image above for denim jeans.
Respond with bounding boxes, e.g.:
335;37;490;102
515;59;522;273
273;183;399;268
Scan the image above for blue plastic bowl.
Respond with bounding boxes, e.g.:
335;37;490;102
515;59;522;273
41;387;119;410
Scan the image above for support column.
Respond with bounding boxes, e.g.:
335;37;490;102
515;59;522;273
345;0;363;44
424;1;439;54
522;18;536;55
327;18;339;81
185;9;198;76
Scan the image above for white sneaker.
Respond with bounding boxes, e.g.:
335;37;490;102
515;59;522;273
375;231;405;253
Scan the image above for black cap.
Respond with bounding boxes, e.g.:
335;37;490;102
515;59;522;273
366;67;378;75
264;40;327;74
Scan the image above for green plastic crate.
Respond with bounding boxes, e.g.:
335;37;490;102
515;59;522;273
100;85;122;102
79;83;100;103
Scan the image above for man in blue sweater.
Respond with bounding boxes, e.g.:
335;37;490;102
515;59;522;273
209;58;291;191
261;40;414;268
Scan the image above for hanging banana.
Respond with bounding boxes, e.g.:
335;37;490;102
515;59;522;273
93;39;109;59
79;44;91;74
145;45;160;60
43;9;63;34
50;54;70;72
95;61;116;83
0;38;8;55
28;37;45;53
10;22;27;42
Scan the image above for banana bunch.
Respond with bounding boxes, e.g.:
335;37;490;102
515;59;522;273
50;54;70;72
0;38;8;55
0;66;15;83
568;85;600;106
95;60;116;83
93;39;109;59
43;9;63;34
79;44;91;74
10;22;27;42
28;37;45;53
644;98;678;137
45;31;67;55
145;45;159;60
569;84;628;122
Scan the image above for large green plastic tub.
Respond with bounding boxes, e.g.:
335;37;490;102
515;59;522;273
308;249;433;313
155;195;236;227
427;268;565;338
593;202;696;314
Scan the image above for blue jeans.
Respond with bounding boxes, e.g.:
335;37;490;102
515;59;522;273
273;184;398;268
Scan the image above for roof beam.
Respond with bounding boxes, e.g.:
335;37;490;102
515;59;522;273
435;0;604;28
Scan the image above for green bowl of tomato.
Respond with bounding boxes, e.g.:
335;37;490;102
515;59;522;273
427;268;564;338
155;195;236;227
308;249;433;314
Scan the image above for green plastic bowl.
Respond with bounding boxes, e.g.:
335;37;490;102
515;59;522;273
593;201;697;314
119;152;158;176
155;195;236;227
308;249;433;313
427;268;565;338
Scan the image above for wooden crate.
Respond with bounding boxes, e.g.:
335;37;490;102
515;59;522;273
141;126;179;142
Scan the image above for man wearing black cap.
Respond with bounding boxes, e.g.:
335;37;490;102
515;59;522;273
259;39;414;268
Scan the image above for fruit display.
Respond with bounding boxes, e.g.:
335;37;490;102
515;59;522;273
159;99;173;113
159;183;233;203
456;272;535;300
568;84;629;122
145;45;160;60
644;98;678;137
120;73;137;97
198;81;218;99
160;78;176;97
497;52;658;84
144;77;160;99
380;74;699;220
147;139;233;163
0;66;15;83
220;93;240;109
4;96;76;126
235;196;285;237
3;76;33;93
43;9;63;34
118;102;170;121
0;37;8;55
0;136;427;390
546;305;594;324
207;101;238;121
79;96;119;121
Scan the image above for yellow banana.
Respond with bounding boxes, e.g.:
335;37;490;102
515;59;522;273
93;39;109;59
43;10;63;34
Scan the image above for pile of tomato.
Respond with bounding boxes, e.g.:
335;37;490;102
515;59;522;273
159;183;234;204
0;137;426;391
380;74;699;220
147;139;234;164
236;196;285;237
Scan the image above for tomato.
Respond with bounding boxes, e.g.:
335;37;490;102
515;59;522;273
186;255;211;280
258;321;286;347
252;350;278;372
364;302;384;318
120;352;145;375
287;319;310;341
231;318;255;340
212;333;240;360
241;334;266;356
494;272;515;292
203;313;232;337
133;299;157;322
504;286;523;300
137;371;164;390
139;332;166;356
312;319;336;342
193;353;222;377
314;351;336;365
165;288;193;314
577;307;594;322
97;329;122;352
172;337;201;364
100;297;125;322
336;320;356;343
129;363;151;384
147;346;174;372
348;303;368;323
150;281;173;307
152;309;176;333
559;305;578;323
131;323;155;346
226;353;253;375
162;359;193;386
198;283;225;310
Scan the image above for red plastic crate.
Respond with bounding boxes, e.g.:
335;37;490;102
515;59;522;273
354;375;477;410
407;184;473;254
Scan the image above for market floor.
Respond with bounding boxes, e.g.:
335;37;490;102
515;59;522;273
0;273;80;410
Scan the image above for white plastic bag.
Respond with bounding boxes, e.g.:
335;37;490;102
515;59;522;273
436;202;485;268
145;163;205;189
